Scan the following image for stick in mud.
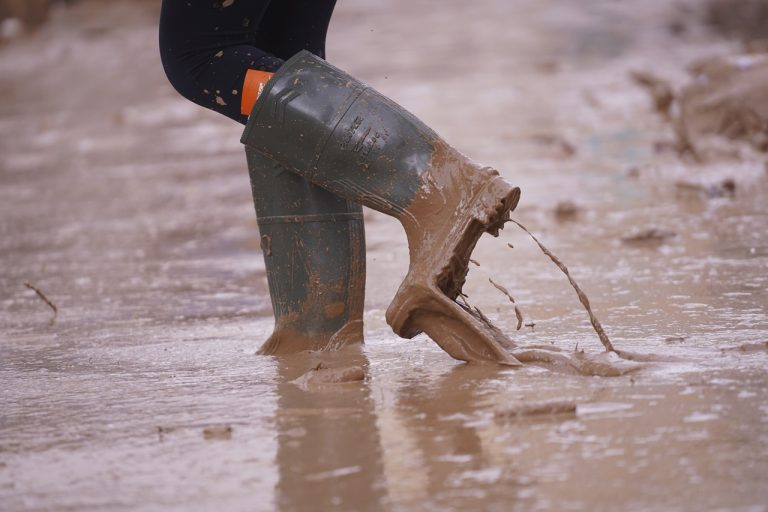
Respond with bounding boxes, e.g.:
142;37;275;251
495;400;577;419
488;277;524;330
508;220;615;353
24;282;58;316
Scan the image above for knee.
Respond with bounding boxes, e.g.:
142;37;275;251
158;18;202;104
159;43;195;103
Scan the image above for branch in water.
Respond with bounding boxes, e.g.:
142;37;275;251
24;282;58;317
488;277;524;330
508;220;615;352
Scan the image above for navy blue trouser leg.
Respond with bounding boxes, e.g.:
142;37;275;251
159;0;337;124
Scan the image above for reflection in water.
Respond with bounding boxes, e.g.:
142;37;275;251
377;364;526;509
273;355;526;509
272;347;388;511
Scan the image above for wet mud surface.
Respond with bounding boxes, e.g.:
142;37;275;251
1;0;767;510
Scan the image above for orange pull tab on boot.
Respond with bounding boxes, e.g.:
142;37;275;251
241;69;275;116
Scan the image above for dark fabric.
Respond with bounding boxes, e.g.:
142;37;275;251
159;0;337;124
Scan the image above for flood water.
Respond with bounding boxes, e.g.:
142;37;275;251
1;0;767;510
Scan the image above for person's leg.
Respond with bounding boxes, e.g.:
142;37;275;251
159;0;366;354
244;0;365;354
159;0;282;124
253;0;337;60
248;150;365;354
159;0;338;124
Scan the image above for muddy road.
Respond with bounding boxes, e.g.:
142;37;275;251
1;0;767;510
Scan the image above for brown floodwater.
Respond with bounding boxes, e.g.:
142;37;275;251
1;0;767;510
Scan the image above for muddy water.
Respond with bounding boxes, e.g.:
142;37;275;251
1;0;767;510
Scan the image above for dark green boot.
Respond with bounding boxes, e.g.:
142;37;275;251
242;51;521;365
247;149;366;354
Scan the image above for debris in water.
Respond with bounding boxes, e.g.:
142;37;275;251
513;347;641;376
635;52;768;158
664;335;687;343
488;277;524;330
652;140;682;155
24;282;58;317
621;227;677;245
530;133;577;158
507;243;514;249
674;178;736;199
554;200;581;221
469;258;480;266
495;400;577;420
614;350;683;362
509;220;615;353
630;70;675;117
725;341;768;352
203;425;232;440
157;426;174;442
524;322;536;331
291;364;365;390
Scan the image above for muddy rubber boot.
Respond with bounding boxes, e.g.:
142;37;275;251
247;148;366;354
242;51;521;365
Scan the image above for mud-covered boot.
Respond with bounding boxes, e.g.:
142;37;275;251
242;51;521;365
247;149;366;354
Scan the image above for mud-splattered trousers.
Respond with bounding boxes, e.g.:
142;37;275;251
159;0;337;124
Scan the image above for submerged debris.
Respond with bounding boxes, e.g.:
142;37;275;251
291;364;365;390
633;52;768;158
495;400;577;420
674;178;736;199
202;425;232;440
630;70;675;117
530;133;577;158
724;341;768;352
621;227;677;245
509;220;615;353
157;426;174;442
512;346;641;376
553;200;581;221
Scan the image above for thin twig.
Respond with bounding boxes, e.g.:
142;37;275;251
508;220;615;352
488;277;524;330
24;282;58;316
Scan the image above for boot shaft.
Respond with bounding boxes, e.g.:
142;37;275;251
246;148;365;341
241;50;436;216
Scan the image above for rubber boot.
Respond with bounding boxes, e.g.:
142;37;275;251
242;51;521;365
247;149;366;354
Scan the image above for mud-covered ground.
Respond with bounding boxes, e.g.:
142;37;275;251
1;1;767;510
